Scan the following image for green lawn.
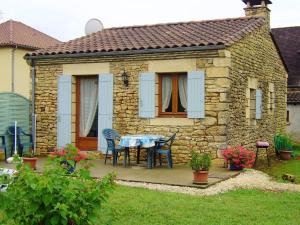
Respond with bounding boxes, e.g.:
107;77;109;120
293;143;300;157
99;186;300;225
262;159;300;184
259;142;300;184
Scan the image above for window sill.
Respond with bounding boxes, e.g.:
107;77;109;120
149;117;194;126
157;114;187;118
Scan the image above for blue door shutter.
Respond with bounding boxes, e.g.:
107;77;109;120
187;71;205;118
57;75;72;148
98;73;113;153
256;89;262;119
139;73;155;118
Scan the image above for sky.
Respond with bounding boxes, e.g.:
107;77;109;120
1;0;299;42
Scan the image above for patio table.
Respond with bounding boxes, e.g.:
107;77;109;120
119;134;164;169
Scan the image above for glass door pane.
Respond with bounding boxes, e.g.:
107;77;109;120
79;77;98;137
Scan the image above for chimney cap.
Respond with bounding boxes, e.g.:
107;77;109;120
242;0;272;6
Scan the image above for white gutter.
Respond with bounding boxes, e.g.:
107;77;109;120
11;47;16;92
31;60;36;155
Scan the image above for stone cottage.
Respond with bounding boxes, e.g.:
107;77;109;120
272;26;300;142
25;0;287;163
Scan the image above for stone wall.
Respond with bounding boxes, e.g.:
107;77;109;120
35;64;62;152
33;50;231;163
109;56;230;163
227;24;287;152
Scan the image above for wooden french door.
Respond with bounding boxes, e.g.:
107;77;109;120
76;76;98;150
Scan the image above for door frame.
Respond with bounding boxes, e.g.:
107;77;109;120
75;76;98;151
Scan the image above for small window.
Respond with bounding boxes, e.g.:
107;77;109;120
268;84;275;114
270;92;275;111
250;88;256;125
287;110;290;123
158;73;187;117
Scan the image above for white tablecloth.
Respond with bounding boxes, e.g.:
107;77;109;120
119;135;164;148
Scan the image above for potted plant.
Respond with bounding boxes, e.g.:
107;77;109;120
22;151;38;170
222;146;255;170
274;134;293;160
0;147;5;161
189;151;211;184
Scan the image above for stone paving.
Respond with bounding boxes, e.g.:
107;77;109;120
0;157;239;189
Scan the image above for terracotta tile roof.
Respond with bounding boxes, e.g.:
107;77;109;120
0;20;61;50
272;26;300;86
28;16;265;57
287;91;300;104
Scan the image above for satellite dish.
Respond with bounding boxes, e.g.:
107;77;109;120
85;18;104;35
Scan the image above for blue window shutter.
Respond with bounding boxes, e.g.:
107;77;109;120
187;71;205;118
256;89;262;119
139;73;155;118
57;75;72;148
98;73;113;153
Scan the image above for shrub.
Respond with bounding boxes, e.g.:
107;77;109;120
189;151;211;171
222;146;255;169
274;134;293;152
0;155;115;225
49;144;89;174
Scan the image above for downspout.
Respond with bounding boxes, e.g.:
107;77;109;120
11;46;16;92
31;59;36;154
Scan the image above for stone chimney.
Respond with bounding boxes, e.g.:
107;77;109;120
242;0;272;29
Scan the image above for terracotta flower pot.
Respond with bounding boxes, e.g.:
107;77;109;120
193;170;209;184
279;150;292;160
23;157;38;170
0;151;5;161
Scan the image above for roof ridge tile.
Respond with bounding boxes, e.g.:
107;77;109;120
103;16;263;31
9;19;13;44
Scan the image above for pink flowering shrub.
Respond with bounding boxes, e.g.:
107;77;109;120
49;144;87;162
222;146;255;169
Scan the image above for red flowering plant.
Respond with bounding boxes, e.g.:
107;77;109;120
49;144;88;173
222;146;255;170
49;144;87;162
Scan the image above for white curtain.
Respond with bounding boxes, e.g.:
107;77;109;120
162;76;172;112
80;78;98;137
178;76;187;111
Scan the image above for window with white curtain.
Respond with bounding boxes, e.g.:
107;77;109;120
159;73;187;117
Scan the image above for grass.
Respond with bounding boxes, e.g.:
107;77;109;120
262;159;300;184
259;143;300;184
292;143;300;157
99;185;300;225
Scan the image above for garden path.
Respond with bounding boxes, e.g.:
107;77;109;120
117;169;300;195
